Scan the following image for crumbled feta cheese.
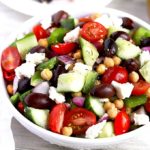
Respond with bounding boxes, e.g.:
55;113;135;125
25;52;45;65
64;27;80;43
85;120;106;139
15;62;36;79
111;81;134;99
99;98;109;102
73;62;92;75
110;15;123;27
40;18;52;30
49;86;66;104
133;113;149;126
139;51;150;66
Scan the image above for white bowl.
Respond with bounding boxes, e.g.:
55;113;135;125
0;7;150;149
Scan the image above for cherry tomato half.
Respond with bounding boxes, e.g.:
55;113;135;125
132;80;150;96
102;66;128;84
114;111;130;135
1;47;21;72
63;107;96;135
48;103;67;134
80;22;107;42
51;43;77;55
145;98;150;113
3;70;15;81
33;24;48;41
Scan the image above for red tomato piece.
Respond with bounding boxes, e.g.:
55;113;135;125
63;107;96;135
145;98;150;113
48;103;67;134
1;47;21;72
102;66;128;84
114;111;130;135
17;102;24;114
3;70;15;81
51;43;77;55
132;80;150;96
33;24;48;40
80;22;107;42
79;17;93;23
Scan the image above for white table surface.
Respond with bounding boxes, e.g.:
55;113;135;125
0;0;150;150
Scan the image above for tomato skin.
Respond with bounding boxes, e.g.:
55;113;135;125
33;24;48;40
114;111;130;135
17;102;24;114
3;70;15;81
132;80;150;96
64;107;96;135
79;17;93;23
51;43;77;55
145;98;150;113
48;103;67;134
1;47;21;72
81;22;107;42
102;66;128;84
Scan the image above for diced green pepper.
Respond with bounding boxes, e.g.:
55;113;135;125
10;92;20;105
30;71;43;86
60;18;77;30
124;95;147;108
48;28;68;45
36;57;58;71
20;90;31;102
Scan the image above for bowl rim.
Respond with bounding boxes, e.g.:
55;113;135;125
0;7;150;146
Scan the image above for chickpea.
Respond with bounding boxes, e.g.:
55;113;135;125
107;107;118;120
104;102;115;111
38;38;48;48
126;107;132;115
62;127;73;136
114;99;124;110
103;57;114;68
73;50;82;59
113;56;121;66
96;64;106;75
128;71;139;83
7;84;13;95
41;69;53;81
95;80;101;86
90;13;101;20
146;88;150;98
76;59;84;63
72;91;82;97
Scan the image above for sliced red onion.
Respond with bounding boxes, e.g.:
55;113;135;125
32;81;50;94
13;76;19;94
142;47;150;52
72;97;85;107
98;113;109;123
57;55;74;65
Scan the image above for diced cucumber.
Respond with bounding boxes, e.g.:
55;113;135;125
85;96;105;117
79;37;99;67
57;72;85;92
116;38;141;60
10;92;20;105
16;33;38;60
31;71;43;86
98;122;114;138
124;95;147;108
25;107;49;128
82;71;98;94
48;28;68;45
20;90;31;102
61;18;78;30
36;57;58;71
139;61;150;83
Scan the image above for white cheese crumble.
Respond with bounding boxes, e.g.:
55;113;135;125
99;98;109;102
40;18;52;30
133;113;149;126
85;120;106;139
25;52;46;65
111;81;134;99
139;51;150;66
49;86;66;104
63;27;80;43
15;62;36;79
73;62;92;75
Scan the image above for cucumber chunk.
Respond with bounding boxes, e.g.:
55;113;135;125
85;96;105;117
25;107;49;128
16;33;38;60
79;37;99;67
31;71;43;86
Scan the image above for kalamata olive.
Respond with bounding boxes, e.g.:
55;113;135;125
17;77;31;93
140;37;150;47
121;17;134;29
30;46;47;53
24;93;55;109
103;38;117;57
91;84;115;98
121;59;140;73
52;10;69;26
110;31;131;41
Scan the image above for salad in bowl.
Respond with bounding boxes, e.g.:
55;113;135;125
1;8;150;149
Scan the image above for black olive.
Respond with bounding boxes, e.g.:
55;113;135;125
121;17;135;29
140;37;150;47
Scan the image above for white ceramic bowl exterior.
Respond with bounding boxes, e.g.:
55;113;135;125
0;7;150;149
